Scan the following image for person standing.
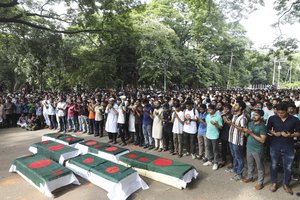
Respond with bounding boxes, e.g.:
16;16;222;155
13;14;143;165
105;98;118;143
88;99;96;135
142;99;154;149
56;96;67;133
183;100;199;159
117;98;127;145
197;104;208;160
224;101;248;181
241;110;267;190
203;104;223;170
172;103;184;157
151;100;164;152
267;103;300;195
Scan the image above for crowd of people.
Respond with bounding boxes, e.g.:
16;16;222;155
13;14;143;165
0;88;300;195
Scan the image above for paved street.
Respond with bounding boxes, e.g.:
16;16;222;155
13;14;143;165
0;128;299;200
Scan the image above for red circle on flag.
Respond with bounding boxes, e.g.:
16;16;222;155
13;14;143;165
48;145;65;151
105;147;118;152
95;145;102;149
153;158;173;166
83;158;94;163
28;159;52;169
127;154;137;159
105;166;120;174
40;141;49;144
65;137;75;141
138;157;149;162
52;170;63;176
85;141;97;146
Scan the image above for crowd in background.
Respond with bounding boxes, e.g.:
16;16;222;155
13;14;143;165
0;88;300;195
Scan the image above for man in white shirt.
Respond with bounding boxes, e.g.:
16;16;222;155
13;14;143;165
172;103;184;157
105;98;119;144
183;100;199;159
117;98;127;146
56;96;67;132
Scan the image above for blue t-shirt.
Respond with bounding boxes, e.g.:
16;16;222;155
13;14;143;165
198;112;208;135
143;105;153;126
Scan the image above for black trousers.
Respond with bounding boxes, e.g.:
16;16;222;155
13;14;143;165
183;132;197;154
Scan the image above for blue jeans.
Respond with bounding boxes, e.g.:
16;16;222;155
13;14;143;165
229;143;244;177
67;116;76;130
270;145;294;185
143;124;153;146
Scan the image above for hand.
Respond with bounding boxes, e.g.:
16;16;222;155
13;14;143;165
210;121;216;125
242;128;251;135
271;131;281;137
281;132;291;137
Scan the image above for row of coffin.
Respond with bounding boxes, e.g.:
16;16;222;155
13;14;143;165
9;133;198;199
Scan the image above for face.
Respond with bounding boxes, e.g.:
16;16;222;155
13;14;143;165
207;108;215;115
186;104;192;110
199;107;205;113
223;106;231;114
233;103;241;112
252;112;262;122
277;110;288;119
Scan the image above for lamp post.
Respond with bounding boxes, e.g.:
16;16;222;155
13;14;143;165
277;64;282;88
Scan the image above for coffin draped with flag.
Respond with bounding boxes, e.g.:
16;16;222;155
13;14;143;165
75;140;129;163
29;140;81;165
119;151;198;189
9;154;80;198
66;154;148;200
42;133;84;147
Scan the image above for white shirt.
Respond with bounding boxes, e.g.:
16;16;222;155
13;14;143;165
47;100;56;115
172;111;184;134
94;105;103;121
105;103;118;133
117;105;125;124
56;102;67;117
183;108;199;134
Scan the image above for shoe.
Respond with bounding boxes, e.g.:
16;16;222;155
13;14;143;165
94;134;99;137
183;152;190;156
241;178;254;183
163;148;168;152
230;175;242;181
203;161;213;166
154;147;159;151
158;148;163;152
121;142;127;146
225;169;235;173
212;164;218;170
148;146;154;150
143;145;149;149
172;152;177;155
254;183;264;190
178;154;182;158
202;157;208;162
269;183;278;192
191;154;196;159
283;185;293;195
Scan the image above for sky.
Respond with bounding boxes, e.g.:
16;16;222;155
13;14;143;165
240;1;300;50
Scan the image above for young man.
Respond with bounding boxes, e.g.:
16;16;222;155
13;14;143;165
203;104;223;170
172;103;184;157
151;100;164;152
241;110;267;190
105;98;119;144
267;103;300;195
197;104;208;160
117;98;127;145
224;101;248;181
183;100;199;159
142;99;154;149
56;96;67;133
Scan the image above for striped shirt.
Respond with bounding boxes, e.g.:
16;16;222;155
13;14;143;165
228;113;248;146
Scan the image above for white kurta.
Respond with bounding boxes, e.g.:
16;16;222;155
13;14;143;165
0;104;4;123
128;111;135;132
105;104;118;133
152;108;163;139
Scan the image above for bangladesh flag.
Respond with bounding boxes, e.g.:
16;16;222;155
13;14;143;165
10;154;79;197
78;140;128;155
42;133;84;145
69;154;135;183
30;140;81;164
120;151;194;179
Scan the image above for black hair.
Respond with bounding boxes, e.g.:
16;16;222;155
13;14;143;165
236;100;246;111
199;104;207;110
208;104;216;110
275;102;288;111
